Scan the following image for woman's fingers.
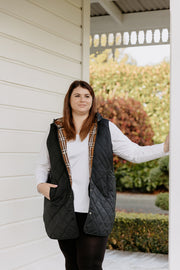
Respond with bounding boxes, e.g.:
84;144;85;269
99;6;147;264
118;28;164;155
37;183;58;200
164;133;169;153
48;183;58;188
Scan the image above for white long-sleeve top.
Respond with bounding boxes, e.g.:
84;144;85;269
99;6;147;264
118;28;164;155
36;121;168;213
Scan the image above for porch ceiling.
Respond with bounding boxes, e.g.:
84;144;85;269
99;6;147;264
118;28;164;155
90;0;170;51
91;0;170;17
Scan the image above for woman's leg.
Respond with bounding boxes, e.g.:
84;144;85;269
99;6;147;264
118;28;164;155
58;238;79;270
76;233;108;270
58;213;108;270
57;213;87;270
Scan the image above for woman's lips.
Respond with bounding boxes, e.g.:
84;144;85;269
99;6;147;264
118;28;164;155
78;104;87;107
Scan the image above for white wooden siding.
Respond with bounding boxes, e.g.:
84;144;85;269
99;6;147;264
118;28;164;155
0;0;90;269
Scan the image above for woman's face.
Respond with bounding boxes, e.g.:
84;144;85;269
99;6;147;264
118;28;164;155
70;86;93;116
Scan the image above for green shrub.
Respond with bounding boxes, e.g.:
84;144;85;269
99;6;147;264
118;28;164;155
115;159;158;192
155;193;169;210
159;155;169;173
108;212;168;254
115;156;169;193
148;156;169;191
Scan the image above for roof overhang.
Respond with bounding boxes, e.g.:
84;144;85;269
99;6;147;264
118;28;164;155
91;10;170;34
90;0;170;51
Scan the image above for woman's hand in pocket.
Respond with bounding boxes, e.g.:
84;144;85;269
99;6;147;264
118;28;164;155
37;183;58;200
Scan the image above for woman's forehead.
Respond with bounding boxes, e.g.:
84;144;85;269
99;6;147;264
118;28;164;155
72;86;90;94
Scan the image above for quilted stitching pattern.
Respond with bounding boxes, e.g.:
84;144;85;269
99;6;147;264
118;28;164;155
44;115;117;239
84;179;116;236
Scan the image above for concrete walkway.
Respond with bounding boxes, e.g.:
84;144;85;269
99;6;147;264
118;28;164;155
21;249;168;270
103;250;168;270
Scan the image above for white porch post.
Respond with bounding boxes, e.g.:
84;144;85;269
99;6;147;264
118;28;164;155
82;0;90;82
169;0;180;269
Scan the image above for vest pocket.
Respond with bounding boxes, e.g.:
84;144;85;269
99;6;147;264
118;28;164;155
49;186;58;201
49;185;67;203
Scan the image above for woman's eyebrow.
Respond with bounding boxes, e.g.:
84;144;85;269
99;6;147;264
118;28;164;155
73;92;90;95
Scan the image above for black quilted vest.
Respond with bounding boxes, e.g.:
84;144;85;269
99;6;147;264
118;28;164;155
43;114;116;239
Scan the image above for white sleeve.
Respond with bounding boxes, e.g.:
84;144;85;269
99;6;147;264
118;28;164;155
35;126;51;186
109;121;168;163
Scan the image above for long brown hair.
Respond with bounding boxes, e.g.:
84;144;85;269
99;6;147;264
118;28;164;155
63;80;97;141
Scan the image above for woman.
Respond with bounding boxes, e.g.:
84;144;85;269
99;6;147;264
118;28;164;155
36;80;169;270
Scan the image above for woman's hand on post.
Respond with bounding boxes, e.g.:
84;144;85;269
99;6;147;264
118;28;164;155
164;133;169;153
37;183;58;200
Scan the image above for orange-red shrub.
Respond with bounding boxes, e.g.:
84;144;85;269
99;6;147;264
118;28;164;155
96;95;154;165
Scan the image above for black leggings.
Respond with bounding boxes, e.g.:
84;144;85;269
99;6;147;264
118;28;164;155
58;213;108;270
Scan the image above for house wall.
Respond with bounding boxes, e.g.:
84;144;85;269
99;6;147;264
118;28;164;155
0;0;90;269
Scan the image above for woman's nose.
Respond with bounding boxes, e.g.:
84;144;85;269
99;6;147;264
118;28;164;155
80;96;85;102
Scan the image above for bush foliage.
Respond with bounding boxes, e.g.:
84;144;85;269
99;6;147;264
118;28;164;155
108;212;168;254
96;95;154;147
115;160;159;192
115;156;169;193
148;156;169;191
155;192;169;210
90;53;170;143
91;51;169;193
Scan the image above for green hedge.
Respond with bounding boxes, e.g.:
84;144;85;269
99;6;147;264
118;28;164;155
108;212;168;254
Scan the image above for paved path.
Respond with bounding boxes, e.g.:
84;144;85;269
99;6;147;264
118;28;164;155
23;249;168;270
103;250;168;270
116;192;169;214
